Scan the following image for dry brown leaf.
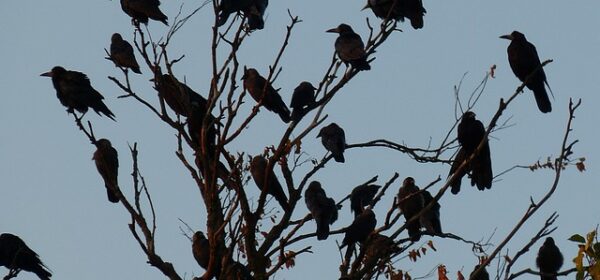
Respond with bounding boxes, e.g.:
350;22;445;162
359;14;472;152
437;265;449;280
427;240;437;251
576;161;586;172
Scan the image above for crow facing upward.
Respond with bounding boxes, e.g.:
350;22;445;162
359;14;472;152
536;237;563;280
317;123;347;163
41;66;116;120
448;111;492;194
304;181;339;240
501;31;552;113
289;81;316;122
250;155;289;210
242;68;291;123
120;0;168;26
397;177;424;241
350;184;381;217
0;233;52;280
110;33;141;74
327;24;371;71
93;138;120;203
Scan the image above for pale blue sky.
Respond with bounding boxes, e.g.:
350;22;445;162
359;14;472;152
0;1;598;279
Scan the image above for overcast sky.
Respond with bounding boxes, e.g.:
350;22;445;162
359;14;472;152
1;0;598;279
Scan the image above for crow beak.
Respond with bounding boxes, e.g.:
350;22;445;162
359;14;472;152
499;34;513;40
326;27;339;33
40;71;52;77
361;3;370;11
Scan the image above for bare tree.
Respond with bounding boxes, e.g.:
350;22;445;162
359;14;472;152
10;1;589;280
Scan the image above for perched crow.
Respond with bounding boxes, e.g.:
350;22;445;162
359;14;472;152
216;0;267;30
246;0;268;31
0;233;51;280
317;123;347;163
397;0;426;29
223;261;254;280
250;155;289;210
363;233;400;264
397;177;423;241
363;0;426;29
326;24;371;71
470;265;490;280
187;103;216;153
448;111;492;194
110;33;141;74
536;237;563;280
41;66;116;120
419;190;442;235
120;0;168;25
350;184;381;217
289;81;316;122
363;0;403;20
153;74;207;118
216;0;253;27
304;181;338;240
93;139;120;203
501;31;552;113
341;209;377;247
192;231;209;270
242;68;291;123
192;231;210;269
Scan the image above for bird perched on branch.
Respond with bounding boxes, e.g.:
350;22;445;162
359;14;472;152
304;181;338;240
192;231;209;270
448;111;492;194
109;33;141;74
250;155;289;210
350;184;380;217
342;209;377;249
317;123;347;163
327;24;371;71
397;177;424;241
363;233;400;265
242;68;291;123
120;0;168;26
469;264;490;280
0;233;52;280
93;138;120;203
41;66;116;120
216;0;252;27
246;0;268;30
419;190;442;235
223;261;254;280
536;237;563;280
362;0;402;20
501;31;552;113
363;0;426;29
152;74;207;118
289;81;316;122
216;0;267;31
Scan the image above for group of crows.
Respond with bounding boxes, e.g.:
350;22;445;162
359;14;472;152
0;0;561;279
